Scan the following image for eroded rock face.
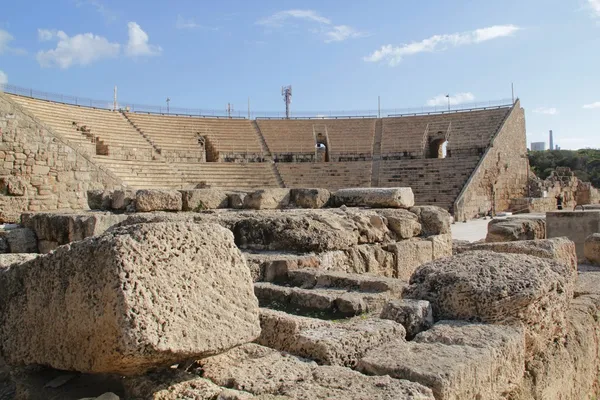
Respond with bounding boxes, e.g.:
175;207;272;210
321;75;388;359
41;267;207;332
405;251;576;355
486;217;546;242
455;237;577;270
409;206;451;236
0;253;38;269
243;189;291;210
290;188;331;209
111;190;137;211
376;209;422;239
87;190;113;211
0;227;37;253
380;299;433;339
0;222;260;375
584;233;600;265
180;189;229;211
135;190;183;212
385;239;433;280
332;188;414;209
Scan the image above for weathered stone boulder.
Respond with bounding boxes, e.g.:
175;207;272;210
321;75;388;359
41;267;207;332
87;190;113;210
332;187;414;208
228;192;247;209
486;217;546;242
21;212;128;253
111;189;137;211
0;227;37;253
376;209;421;239
290;188;330;209
200;343;435;399
0;222;260;375
385;239;433;280
428;234;452;259
409;206;451;235
135;190;183;212
0;253;38;269
380;299;433;339
455;237;577;270
405;251;576;354
244;252;320;282
584;233;600;265
243;189;291;210
180;189;229;211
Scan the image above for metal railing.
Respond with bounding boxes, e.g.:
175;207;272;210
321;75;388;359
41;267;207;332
1;83;514;120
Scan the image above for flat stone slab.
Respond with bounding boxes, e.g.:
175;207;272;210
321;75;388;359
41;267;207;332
180;188;229;211
332;187;414;208
290;188;331;209
405;251;576;355
257;308;405;367
200;343;435;399
243;189;291;210
486;216;546;242
385;239;433;281
135;190;182;212
409;206;452;235
357;321;525;400
286;268;406;295
455;237;577;270
0;222;260;375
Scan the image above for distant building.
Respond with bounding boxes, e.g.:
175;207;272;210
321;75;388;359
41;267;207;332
531;142;546;151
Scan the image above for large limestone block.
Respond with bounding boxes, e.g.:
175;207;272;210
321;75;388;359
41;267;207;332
243;189;291;210
180;189;229;211
405;251;576;354
386;239;433;281
409;206;451;235
200;343;434;399
290;188;331;209
332;187;414;208
486;217;546;242
584;233;600;265
358;322;525;400
380;299;433;339
377;209;422;239
135;190;183;212
0;227;37;253
0;253;38;269
87;190;113;210
244;252;320;282
456;237;577;270
257;308;404;367
428;234;452;259
0;222;260;375
111;189;137;211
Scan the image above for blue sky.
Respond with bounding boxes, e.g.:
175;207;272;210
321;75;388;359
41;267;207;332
1;0;599;149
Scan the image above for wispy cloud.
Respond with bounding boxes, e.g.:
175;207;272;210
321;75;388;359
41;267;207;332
364;25;520;66
583;101;600;109
125;22;162;57
75;0;118;22
175;15;219;31
0;29;26;55
256;9;366;43
36;29;120;68
533;107;558;115
0;70;7;85
427;92;475;107
588;0;600;17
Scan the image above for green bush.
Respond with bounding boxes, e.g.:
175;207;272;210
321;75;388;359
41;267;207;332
528;148;600;188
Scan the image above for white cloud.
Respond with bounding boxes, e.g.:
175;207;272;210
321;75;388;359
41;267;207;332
175;15;219;31
364;25;520;66
583;101;600;109
533;107;558;115
0;70;7;85
37;29;57;41
36;30;120;69
588;0;600;17
125;22;162;57
0;29;26;55
427;92;475;107
257;9;331;28
325;25;367;43
256;9;365;43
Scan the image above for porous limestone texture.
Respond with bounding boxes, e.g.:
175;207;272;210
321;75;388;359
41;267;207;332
455;237;577;270
135;190;182;212
180;188;229;211
376;209;422;239
357;321;525;400
427;234;452;259
385;239;433;280
380;299;433;339
405;251;576;355
486;217;546;242
111;189;137;211
0;253;37;269
257;308;405;367
200;343;435;399
0;222;260;375
243;189;291;210
332;187;414;208
244;252;320;282
290;188;331;209
584;233;600;265
0;227;37;253
21;211;128;253
409;206;451;236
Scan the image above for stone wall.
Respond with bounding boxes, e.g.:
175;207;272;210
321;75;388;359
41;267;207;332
546;210;600;260
0;93;122;223
454;101;528;221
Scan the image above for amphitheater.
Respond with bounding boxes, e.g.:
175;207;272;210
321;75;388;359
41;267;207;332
1;87;600;400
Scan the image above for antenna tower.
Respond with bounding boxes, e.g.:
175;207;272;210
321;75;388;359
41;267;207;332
113;86;118;111
281;85;292;119
226;103;234;118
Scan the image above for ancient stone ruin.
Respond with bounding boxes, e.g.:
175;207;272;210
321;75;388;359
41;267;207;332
0;186;598;400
